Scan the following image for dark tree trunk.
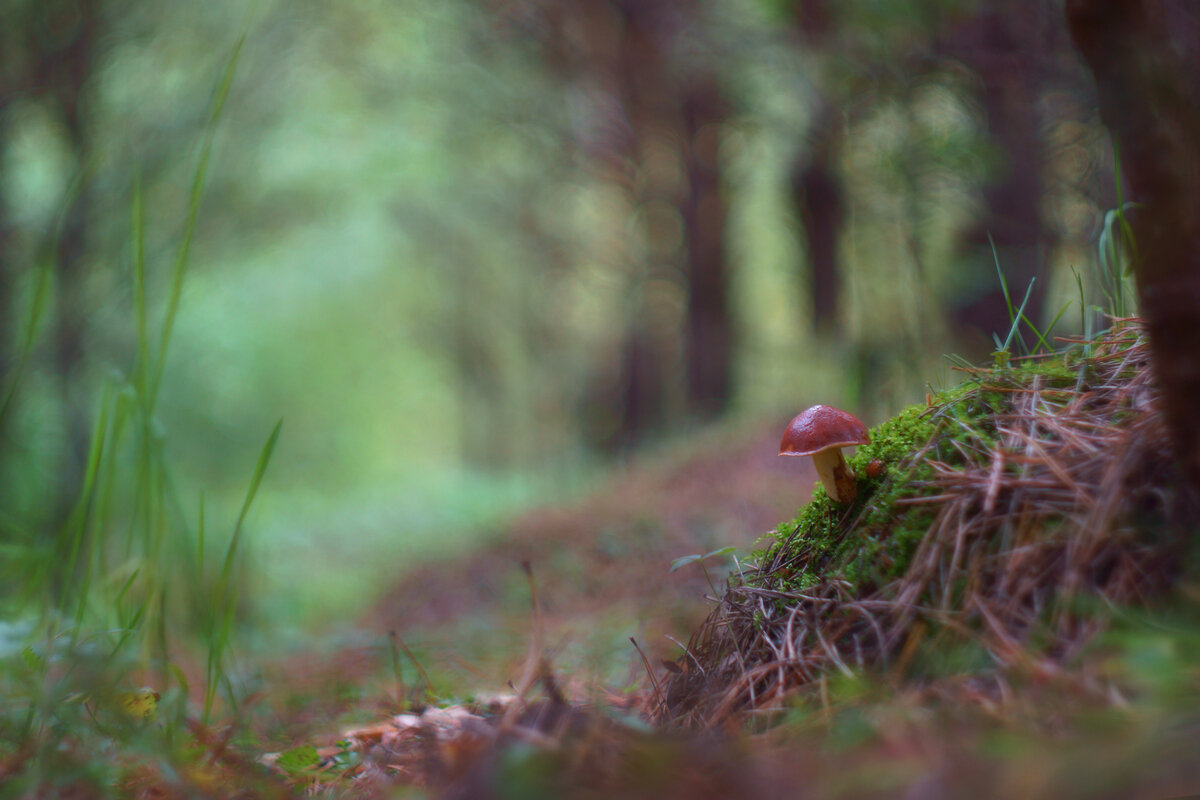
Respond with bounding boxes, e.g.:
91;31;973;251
583;1;735;442
617;324;666;448
788;1;845;337
952;5;1047;349
39;1;99;533
680;76;732;419
789;105;844;336
1066;0;1200;494
793;0;832;37
505;0;736;445
609;2;673;447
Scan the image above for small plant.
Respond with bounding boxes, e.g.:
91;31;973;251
1097;149;1139;321
274;744;321;779
987;234;1070;369
671;546;738;598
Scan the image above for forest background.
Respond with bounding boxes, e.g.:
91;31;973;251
1;0;1128;639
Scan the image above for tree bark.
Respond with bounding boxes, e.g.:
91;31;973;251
680;75;732;418
789;104;844;336
1066;0;1200;494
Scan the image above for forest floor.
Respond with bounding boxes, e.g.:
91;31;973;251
258;418;811;739
255;393;1200;799
369;419;813;682
10;327;1197;796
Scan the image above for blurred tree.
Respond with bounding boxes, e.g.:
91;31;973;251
944;2;1050;347
0;0;105;532
679;67;732;419
3;0;1168;573
505;0;733;449
781;0;1106;355
788;101;843;337
787;0;844;336
1066;0;1200;495
936;1;1080;350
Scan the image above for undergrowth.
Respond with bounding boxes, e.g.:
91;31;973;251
660;321;1197;728
757;355;1079;598
0;39;290;798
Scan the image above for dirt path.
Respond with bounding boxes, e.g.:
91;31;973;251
366;419;815;687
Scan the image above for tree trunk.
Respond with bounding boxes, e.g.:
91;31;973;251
1066;0;1200;495
789;104;844;336
617;323;666;449
680;76;732;418
40;1;99;534
952;4;1047;349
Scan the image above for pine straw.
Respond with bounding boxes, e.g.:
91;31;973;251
658;321;1198;728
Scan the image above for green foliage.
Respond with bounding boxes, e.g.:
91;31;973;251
0;41;288;795
987;234;1073;366
275;744;320;777
1;0;1139;632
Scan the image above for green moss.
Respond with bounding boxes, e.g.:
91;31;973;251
749;351;1095;597
754;400;946;594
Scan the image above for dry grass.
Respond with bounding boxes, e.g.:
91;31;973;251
659;320;1198;728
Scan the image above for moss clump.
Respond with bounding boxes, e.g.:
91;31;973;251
756;401;943;595
751;352;1093;596
660;324;1191;728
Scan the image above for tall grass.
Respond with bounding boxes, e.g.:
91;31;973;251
0;37;281;793
984;233;1070;369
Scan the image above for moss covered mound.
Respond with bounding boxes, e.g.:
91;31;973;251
659;322;1198;728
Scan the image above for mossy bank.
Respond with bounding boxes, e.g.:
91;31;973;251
660;323;1197;728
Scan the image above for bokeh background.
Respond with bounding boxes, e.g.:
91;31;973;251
0;0;1124;633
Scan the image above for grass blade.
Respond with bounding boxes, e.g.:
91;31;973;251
0;264;52;429
59;385;115;620
988;232;1014;324
205;418;282;722
148;36;245;413
223;418;282;584
1001;278;1037;354
132;174;149;396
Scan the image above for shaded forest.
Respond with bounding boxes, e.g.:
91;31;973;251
4;0;1200;796
2;2;1156;615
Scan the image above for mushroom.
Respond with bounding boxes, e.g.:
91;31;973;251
779;405;870;504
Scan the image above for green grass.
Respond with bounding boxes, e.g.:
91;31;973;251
0;38;287;796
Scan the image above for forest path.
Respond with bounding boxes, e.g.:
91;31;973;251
255;419;816;743
366;419;815;692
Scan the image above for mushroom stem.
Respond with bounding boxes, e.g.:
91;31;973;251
811;448;857;504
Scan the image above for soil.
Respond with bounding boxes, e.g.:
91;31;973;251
365;418;817;684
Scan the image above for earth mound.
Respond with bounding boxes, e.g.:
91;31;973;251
660;321;1199;728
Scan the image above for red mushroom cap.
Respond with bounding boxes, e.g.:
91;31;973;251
779;405;870;456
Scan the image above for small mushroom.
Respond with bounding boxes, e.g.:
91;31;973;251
779;405;870;504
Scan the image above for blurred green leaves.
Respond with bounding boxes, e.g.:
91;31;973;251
0;0;1127;630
